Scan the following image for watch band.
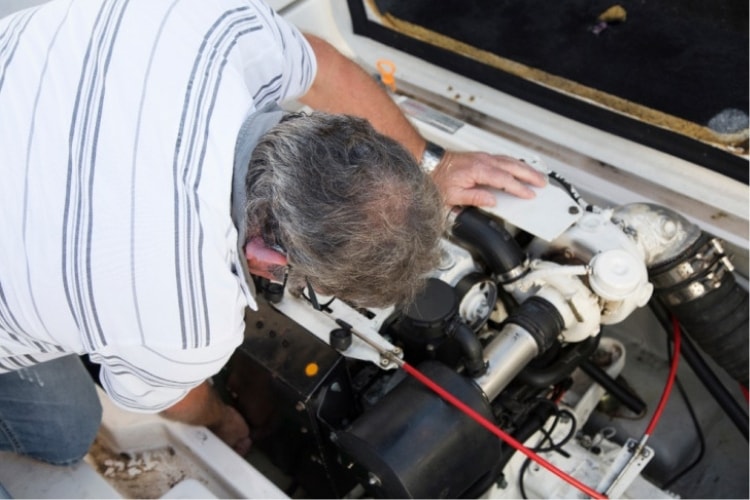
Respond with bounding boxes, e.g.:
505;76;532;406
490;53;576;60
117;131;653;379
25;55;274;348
420;140;446;173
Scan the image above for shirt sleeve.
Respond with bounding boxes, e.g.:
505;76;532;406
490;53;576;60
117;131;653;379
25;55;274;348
92;333;242;413
272;8;317;101
244;0;317;104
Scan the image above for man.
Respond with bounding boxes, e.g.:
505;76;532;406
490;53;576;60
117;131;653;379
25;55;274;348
0;0;546;465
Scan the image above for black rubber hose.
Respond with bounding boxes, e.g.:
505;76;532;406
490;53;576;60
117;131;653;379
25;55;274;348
579;359;647;415
650;301;749;441
518;335;599;388
451;207;526;279
661;269;749;385
506;296;565;354
678;327;749;441
448;319;487;377
649;232;749;385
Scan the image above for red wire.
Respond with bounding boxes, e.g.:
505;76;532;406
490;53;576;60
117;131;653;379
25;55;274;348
643;315;682;437
396;314;683;497
401;362;607;499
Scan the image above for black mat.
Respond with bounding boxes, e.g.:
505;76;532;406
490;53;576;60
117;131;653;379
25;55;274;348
352;0;748;181
373;0;748;129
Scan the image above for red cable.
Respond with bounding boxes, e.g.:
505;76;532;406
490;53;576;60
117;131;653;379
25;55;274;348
401;362;607;499
397;314;682;497
643;315;682;437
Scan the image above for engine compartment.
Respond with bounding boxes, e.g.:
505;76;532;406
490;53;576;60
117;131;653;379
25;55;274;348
1;3;745;498
221;171;749;498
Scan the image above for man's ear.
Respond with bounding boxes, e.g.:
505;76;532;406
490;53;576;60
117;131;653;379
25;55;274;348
244;237;288;282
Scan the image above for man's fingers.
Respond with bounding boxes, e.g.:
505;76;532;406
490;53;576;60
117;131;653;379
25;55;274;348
233;436;252;457
470;155;546;192
490;155;547;188
446;183;532;208
431;151;547;207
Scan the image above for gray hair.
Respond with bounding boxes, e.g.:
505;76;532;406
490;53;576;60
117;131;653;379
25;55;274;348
244;112;446;308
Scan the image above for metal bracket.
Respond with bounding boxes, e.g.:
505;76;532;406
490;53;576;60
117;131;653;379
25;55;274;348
271;292;402;369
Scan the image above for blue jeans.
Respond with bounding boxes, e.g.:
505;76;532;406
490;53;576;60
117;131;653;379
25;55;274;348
0;354;102;465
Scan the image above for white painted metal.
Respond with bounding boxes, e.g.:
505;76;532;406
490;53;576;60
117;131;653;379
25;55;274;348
271;292;401;369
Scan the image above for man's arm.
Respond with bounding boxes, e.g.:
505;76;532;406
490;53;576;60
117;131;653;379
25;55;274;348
160;381;251;456
300;34;425;160
299;34;547;207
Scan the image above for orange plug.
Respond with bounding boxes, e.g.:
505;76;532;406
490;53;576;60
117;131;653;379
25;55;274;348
376;59;397;92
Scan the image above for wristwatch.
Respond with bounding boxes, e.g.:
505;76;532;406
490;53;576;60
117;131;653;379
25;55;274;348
420;140;446;173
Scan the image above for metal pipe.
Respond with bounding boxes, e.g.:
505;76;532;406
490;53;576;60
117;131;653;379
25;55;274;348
475;323;540;400
580;359;647;415
476;296;565;400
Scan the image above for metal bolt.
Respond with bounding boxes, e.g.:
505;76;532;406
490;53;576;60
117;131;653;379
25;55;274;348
295;401;305;412
368;472;382;486
379;358;390;367
722;256;735;271
569;206;580;215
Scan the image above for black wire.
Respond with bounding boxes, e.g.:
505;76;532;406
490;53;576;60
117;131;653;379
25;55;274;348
518;405;578;498
660;333;706;489
552;409;578;450
301;283;336;311
548;170;592;212
519;456;532;499
305;277;321;310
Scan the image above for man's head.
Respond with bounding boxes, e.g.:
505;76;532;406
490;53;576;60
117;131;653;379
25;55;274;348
244;112;445;308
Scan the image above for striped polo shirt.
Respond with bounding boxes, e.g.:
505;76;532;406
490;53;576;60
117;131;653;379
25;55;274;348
0;0;315;412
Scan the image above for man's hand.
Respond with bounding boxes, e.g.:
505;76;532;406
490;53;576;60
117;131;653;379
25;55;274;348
161;381;252;456
431;151;548;207
208;404;252;456
300;34;547;209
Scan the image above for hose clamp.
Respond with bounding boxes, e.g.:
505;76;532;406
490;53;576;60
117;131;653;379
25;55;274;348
650;237;733;289
652;237;735;305
657;264;730;305
496;259;530;284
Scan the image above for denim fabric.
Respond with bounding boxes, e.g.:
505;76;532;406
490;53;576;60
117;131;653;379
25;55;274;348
0;355;102;465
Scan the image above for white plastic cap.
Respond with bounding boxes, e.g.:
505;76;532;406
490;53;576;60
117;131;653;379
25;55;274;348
589;249;647;301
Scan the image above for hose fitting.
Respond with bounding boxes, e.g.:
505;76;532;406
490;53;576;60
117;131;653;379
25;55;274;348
614;203;748;385
649;233;748;384
475;297;565;400
451;207;528;283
